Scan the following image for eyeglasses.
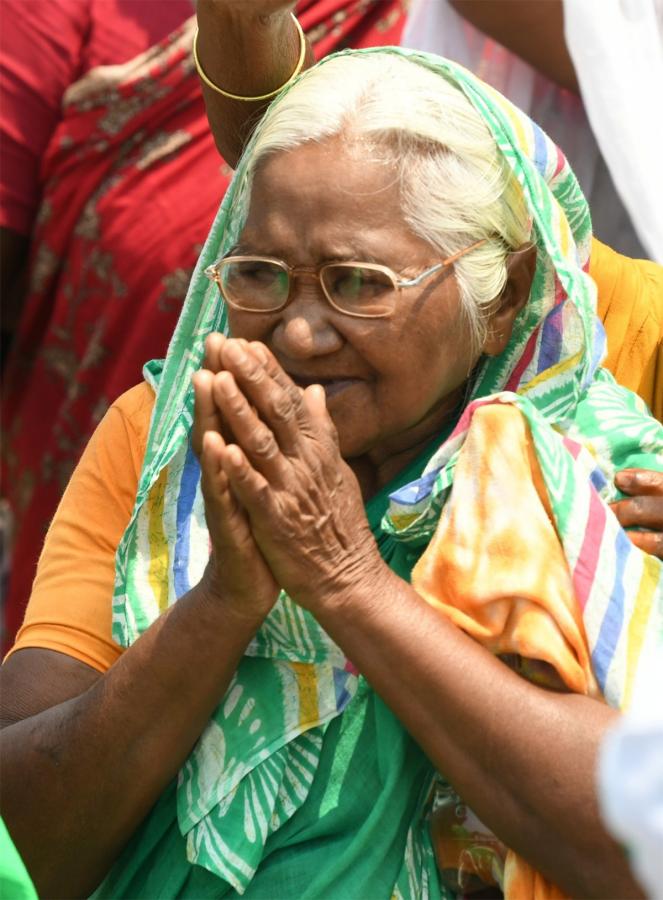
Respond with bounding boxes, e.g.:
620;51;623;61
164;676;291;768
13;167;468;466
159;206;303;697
204;239;486;319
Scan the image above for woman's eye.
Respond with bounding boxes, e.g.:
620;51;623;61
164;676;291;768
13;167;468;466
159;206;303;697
333;268;391;299
241;263;276;283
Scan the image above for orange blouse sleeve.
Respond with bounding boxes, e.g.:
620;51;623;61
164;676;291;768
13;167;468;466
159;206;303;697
591;237;663;421
6;383;154;672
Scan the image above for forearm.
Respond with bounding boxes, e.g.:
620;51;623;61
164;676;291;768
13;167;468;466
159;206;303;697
196;1;314;166
312;569;641;899
0;583;265;898
449;0;579;95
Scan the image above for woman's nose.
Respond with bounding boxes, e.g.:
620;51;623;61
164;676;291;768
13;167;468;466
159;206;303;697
271;281;343;360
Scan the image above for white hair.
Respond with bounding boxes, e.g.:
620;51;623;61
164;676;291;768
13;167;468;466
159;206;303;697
238;52;532;347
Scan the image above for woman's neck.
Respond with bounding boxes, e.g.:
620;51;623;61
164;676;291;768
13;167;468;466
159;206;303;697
349;383;467;501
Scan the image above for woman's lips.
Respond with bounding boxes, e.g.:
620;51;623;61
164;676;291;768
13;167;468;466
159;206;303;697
321;379;361;399
288;374;363;399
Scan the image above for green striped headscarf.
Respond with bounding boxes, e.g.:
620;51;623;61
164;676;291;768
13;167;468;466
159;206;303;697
111;47;662;895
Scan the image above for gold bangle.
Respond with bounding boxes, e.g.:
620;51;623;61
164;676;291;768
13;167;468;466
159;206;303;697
193;13;307;102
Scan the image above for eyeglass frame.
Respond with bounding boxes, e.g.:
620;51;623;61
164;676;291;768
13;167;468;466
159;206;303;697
203;238;487;320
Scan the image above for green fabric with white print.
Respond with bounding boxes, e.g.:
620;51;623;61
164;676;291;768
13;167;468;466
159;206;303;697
105;45;662;899
96;445;448;899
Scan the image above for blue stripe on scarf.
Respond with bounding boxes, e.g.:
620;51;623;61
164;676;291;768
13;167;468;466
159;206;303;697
173;444;199;598
537;305;564;373
591;528;631;689
531;121;549;176
590;319;607;373
590;465;608;493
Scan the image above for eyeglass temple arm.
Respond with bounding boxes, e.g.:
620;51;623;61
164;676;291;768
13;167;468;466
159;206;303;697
398;239;487;287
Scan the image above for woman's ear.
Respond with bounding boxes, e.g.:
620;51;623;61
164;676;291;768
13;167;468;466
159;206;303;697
482;243;537;356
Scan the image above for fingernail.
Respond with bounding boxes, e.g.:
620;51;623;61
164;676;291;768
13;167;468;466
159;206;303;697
227;445;243;466
217;371;236;393
225;342;246;363
251;343;268;363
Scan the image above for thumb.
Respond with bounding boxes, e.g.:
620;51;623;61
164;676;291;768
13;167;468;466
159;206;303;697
303;384;339;446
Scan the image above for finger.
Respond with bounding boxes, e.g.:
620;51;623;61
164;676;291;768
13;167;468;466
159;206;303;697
203;333;252;372
614;468;663;497
219;443;272;516
200;431;256;548
212;370;290;482
203;332;226;373
302;384;339;449
249;342;307;409
220;339;305;456
192;369;223;457
198;338;248;447
610;495;663;531
253;343;326;437
624;529;663;560
200;429;230;499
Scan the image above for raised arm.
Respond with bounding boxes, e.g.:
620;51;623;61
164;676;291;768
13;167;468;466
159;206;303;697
196;1;314;166
449;0;579;94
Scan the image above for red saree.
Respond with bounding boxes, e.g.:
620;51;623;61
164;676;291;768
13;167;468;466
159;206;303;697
1;0;408;650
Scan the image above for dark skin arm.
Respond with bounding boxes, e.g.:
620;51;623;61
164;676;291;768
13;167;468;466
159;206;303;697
196;0;577;169
204;336;643;899
196;1;314;167
0;341;279;899
449;0;580;94
0;595;263;898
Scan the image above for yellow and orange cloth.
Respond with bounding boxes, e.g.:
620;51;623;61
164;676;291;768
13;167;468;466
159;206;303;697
413;404;594;898
592;238;663;422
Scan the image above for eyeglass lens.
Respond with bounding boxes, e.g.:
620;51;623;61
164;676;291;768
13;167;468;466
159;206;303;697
219;259;395;317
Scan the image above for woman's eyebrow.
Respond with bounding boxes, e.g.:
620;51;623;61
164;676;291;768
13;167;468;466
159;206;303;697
229;242;287;258
227;244;387;265
327;250;384;264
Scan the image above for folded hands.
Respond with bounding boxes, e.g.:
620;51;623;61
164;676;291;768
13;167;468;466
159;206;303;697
192;334;381;619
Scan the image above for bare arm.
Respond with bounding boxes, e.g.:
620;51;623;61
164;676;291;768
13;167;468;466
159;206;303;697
0;339;279;898
196;1;314;167
449;0;579;94
208;337;642;899
0;593;265;898
314;574;641;899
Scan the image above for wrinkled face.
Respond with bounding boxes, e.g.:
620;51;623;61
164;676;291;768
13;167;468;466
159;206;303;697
227;137;481;460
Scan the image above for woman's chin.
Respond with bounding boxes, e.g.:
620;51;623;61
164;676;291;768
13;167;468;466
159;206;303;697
334;422;380;463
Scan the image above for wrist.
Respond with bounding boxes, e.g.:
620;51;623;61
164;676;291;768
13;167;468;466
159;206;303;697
297;546;394;619
197;559;275;628
196;2;301;101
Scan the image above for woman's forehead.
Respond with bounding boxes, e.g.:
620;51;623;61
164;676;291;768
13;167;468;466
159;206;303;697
237;140;435;264
247;137;400;210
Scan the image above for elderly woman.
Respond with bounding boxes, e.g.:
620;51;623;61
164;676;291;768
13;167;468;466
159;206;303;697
1;48;662;900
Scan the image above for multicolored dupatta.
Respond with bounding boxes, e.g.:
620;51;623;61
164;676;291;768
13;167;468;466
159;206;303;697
111;48;663;896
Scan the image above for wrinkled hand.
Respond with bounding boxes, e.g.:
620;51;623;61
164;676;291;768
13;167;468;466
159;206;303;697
611;468;663;559
206;336;382;609
192;336;280;620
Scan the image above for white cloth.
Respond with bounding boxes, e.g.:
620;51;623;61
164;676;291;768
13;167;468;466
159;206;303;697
564;0;663;262
598;654;663;899
402;0;650;258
